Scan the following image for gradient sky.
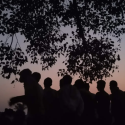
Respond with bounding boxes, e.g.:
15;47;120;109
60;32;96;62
0;27;125;112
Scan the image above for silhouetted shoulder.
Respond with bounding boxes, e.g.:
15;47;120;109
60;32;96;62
96;92;100;96
37;84;44;95
96;91;110;102
52;88;57;92
43;88;57;101
95;92;100;99
96;91;109;96
50;88;57;96
104;91;110;96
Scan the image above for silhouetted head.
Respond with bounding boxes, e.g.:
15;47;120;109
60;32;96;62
19;69;32;83
62;75;72;85
110;80;118;93
32;72;41;83
97;80;106;91
44;77;52;88
74;79;84;89
84;82;90;91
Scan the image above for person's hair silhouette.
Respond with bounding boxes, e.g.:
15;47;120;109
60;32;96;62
110;80;117;87
109;80;118;93
44;77;52;88
97;80;106;91
32;72;41;83
62;75;72;85
19;69;32;83
74;79;84;89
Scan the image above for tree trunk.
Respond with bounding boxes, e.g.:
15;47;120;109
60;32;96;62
73;0;86;44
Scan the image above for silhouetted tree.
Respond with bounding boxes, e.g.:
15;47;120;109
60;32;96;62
0;0;124;82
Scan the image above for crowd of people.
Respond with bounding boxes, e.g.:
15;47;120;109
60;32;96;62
1;68;125;125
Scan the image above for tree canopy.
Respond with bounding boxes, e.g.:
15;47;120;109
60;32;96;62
0;0;124;83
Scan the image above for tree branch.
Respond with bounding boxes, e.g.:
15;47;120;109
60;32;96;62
73;0;86;43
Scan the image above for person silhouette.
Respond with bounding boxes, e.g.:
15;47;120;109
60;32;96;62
43;78;57;105
32;72;41;83
74;80;96;125
74;79;84;89
9;69;32;107
110;80;125;125
9;69;44;125
43;77;58;125
59;75;84;125
95;80;111;125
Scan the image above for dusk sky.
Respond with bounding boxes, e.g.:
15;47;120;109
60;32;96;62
0;27;125;112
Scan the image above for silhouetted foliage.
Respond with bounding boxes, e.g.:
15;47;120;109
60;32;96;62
58;37;121;82
0;36;27;80
0;0;124;82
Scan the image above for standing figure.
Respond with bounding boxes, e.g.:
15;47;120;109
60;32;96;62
9;69;44;125
95;80;111;125
43;77;58;125
110;80;125;125
74;80;96;125
59;75;84;125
